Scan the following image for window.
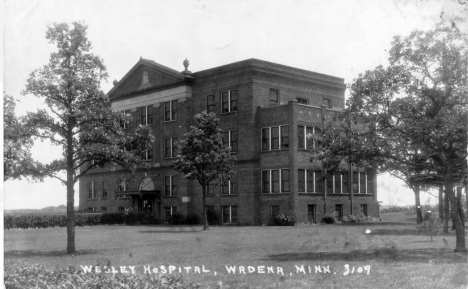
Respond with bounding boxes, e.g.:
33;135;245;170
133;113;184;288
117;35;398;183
88;182;97;199
335;204;343;221
140;147;153;161
360;204;368;217
297;98;308;105
207;183;216;195
334;173;341;194
120;110;131;129
102;181;108;199
139;106;153;125
206;95;216;113
298;126;319;149
118;207;126;213
366;172;373;194
164;175;177;196
326;173;334;194
353;172;359;194
323;98;332;108
352;172;371;194
297;169;323;193
222;130;238;153
308;204;316;223
101;207;107;213
360;172;366;194
261;126;289;151
221;90;238;113
164;206;177;222
222;205;238;224
87;207;97;212
262;169;290;193
315;171;323;193
298;169;305;192
164;100;178;121
221;180;236;195
269;89;279;105
270;205;280;223
164;137;178;158
119;179;129;192
342;172;349;194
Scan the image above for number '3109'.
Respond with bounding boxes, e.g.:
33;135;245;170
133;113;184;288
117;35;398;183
343;264;371;276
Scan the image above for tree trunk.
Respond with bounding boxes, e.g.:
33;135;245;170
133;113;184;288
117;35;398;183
457;186;465;239
444;187;449;234
66;119;76;254
445;172;466;252
202;184;209;230
413;184;423;224
66;179;76;254
438;185;443;220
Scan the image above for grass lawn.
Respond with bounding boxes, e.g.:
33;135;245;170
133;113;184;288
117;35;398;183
4;213;467;289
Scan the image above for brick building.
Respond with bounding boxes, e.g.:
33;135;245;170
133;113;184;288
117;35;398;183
79;58;378;225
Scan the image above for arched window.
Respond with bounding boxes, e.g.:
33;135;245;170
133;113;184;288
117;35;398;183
139;177;155;191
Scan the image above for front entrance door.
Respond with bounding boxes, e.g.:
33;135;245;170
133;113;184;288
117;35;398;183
142;199;153;214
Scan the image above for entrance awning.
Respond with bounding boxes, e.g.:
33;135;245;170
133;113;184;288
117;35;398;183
115;190;160;199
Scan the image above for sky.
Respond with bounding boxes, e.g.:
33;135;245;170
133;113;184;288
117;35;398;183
2;0;466;210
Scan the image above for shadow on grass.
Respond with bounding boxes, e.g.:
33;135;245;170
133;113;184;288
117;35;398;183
338;222;409;226
139;230;205;234
139;227;205;233
368;228;423;236
264;248;467;264
5;249;98;259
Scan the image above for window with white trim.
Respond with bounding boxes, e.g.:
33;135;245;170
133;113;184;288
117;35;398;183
164;137;178;158
298;126;320;149
164;206;177;222
261;125;289;151
102;181;108;199
120;110;131;129
164;175;177;196
353;172;372;194
119;179;129;192
164;100;178;122
221;180;236;195
262;169;290;193
221;90;238;113
222;205;238;224
222;130;238;153
297;98;309;105
139;106;153;125
88;182;97;199
140;147;153;161
297;169;325;193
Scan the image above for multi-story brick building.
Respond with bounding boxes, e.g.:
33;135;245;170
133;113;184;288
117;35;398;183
79;58;378;225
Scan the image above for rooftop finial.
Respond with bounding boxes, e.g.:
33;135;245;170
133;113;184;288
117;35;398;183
182;58;192;75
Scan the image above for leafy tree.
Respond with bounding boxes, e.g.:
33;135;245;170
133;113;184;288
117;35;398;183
21;22;154;253
174;111;236;230
3;93;34;180
310;114;384;215
347;19;467;252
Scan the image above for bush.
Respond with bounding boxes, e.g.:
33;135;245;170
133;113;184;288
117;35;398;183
207;209;219;225
168;213;185;225
4;262;199;289
4;213;159;229
271;213;296;226
186;213;200;225
321;212;338;224
341;213;369;223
